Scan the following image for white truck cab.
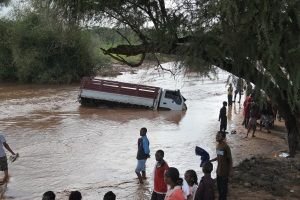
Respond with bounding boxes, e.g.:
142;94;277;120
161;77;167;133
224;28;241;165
159;89;187;111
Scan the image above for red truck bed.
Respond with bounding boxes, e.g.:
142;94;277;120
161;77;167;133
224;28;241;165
80;77;161;99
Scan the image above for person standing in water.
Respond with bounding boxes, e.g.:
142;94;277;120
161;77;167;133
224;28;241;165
151;150;169;200
0;132;17;184
135;127;150;184
219;101;227;132
210;132;233;200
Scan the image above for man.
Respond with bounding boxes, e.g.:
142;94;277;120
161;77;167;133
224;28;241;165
0;133;17;184
227;83;233;106
233;78;243;103
135;127;150;184
151;150;169;200
219;101;227;132
210;132;233;200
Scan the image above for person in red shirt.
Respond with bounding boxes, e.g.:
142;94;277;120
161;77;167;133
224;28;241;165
151;150;169;200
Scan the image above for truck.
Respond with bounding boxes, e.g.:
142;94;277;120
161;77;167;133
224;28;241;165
78;77;187;111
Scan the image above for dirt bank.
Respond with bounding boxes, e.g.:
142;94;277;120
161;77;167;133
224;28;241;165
226;106;300;200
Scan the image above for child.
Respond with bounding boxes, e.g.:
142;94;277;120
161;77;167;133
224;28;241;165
164;167;185;200
194;162;215;200
103;191;116;200
135;127;150;184
184;170;198;200
151;150;169;200
219;101;227;132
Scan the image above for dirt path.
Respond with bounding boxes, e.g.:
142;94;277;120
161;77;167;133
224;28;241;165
226;107;300;200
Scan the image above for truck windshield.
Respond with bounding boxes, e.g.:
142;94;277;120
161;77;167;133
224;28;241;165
165;90;182;105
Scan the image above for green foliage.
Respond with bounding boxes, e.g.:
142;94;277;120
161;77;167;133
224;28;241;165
0;11;107;83
0;19;17;81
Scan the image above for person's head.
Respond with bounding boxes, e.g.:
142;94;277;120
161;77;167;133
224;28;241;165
229;83;232;87
223;101;227;107
140;127;147;136
103;191;116;200
216;131;226;143
42;191;56;200
184;170;198;186
164;167;183;188
69;191;82;200
155;150;164;162
202;162;213;175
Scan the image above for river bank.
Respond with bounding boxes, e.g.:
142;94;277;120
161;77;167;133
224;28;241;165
226;108;300;200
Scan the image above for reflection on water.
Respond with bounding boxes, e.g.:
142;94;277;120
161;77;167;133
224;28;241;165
0;63;232;200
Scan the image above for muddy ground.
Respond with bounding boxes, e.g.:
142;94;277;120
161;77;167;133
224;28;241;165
226;118;300;200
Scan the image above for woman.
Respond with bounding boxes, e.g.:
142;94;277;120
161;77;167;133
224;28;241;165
164;167;185;200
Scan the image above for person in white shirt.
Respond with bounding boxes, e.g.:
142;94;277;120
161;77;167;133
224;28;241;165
0;134;17;184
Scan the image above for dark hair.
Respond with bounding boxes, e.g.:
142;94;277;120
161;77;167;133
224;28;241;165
185;169;198;185
140;127;147;134
202;162;213;174
223;101;227;106
103;191;116;200
156;149;164;157
165;167;183;186
69;191;82;200
42;191;56;200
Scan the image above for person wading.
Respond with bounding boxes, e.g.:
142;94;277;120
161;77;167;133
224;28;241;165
135;127;150;184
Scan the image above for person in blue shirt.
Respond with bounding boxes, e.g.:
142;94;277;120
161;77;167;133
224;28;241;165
135;127;150;184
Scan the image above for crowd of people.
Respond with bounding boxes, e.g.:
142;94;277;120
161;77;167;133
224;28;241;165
136;128;232;200
224;80;277;137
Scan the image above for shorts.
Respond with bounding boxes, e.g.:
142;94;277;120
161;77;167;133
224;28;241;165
0;156;8;171
135;159;146;173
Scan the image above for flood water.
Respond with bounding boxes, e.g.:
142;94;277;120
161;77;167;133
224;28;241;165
0;63;240;199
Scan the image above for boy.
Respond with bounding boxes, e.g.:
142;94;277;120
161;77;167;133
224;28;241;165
151;150;169;200
0;133;17;184
210;132;232;200
135;127;150;184
194;162;214;200
219;101;227;132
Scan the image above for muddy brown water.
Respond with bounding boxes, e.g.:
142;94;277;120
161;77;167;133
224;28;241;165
0;63;242;199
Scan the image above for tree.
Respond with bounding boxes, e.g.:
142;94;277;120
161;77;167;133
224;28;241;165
39;0;300;155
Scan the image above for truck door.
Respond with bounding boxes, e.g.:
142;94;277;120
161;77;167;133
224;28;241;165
159;90;184;110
